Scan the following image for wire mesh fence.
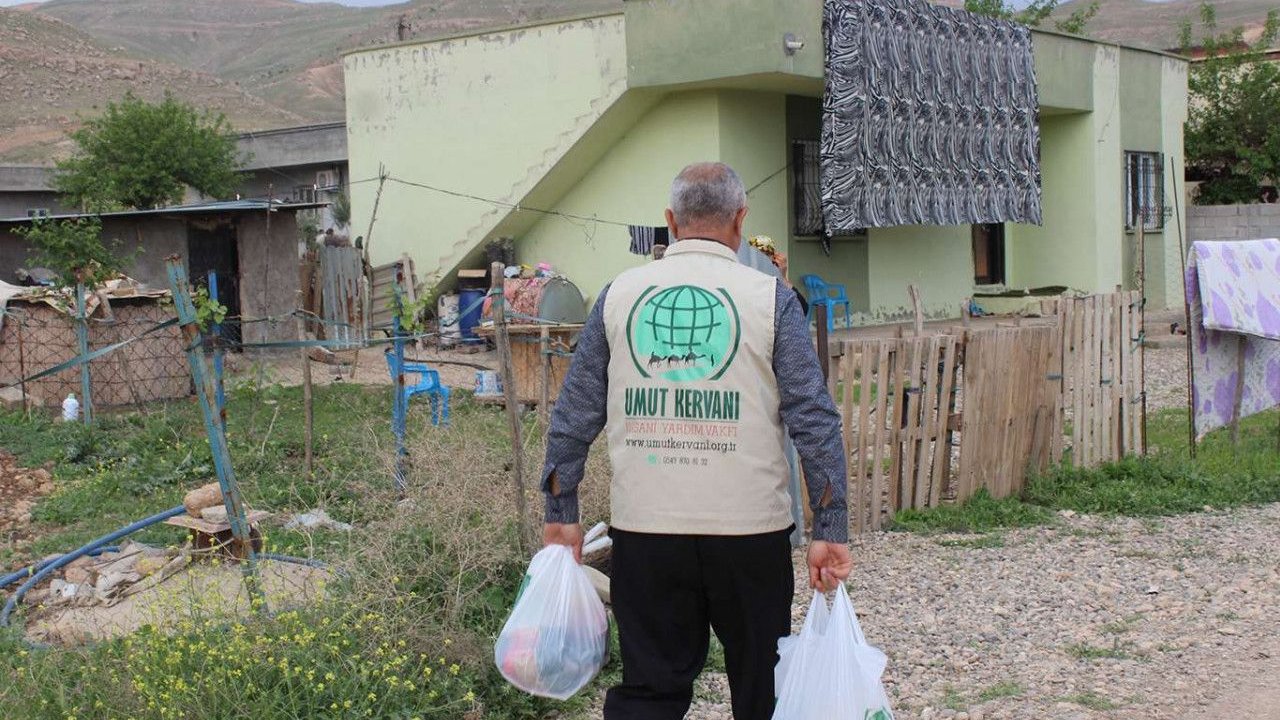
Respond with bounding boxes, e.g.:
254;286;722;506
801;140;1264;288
0;300;190;409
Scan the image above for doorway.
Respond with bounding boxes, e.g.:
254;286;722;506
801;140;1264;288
972;223;1006;285
187;223;242;345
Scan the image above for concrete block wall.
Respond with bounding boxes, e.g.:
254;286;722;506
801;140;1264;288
1187;203;1280;242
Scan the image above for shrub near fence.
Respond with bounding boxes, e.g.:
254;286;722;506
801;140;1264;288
833;290;1145;533
0;299;189;408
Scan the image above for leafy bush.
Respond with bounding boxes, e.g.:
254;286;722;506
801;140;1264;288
13;217;127;289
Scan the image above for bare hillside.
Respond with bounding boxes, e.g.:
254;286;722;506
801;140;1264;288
0;7;304;162
1055;0;1278;49
34;0;619;125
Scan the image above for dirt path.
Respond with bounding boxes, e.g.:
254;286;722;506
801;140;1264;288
675;504;1280;720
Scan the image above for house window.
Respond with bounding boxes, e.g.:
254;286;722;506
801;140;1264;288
792;140;824;236
972;223;1005;285
792;139;867;239
1125;151;1165;231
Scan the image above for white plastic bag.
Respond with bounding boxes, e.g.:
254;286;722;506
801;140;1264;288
494;544;609;700
773;584;894;720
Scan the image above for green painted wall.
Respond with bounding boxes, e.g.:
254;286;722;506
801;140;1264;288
517;92;723;303
719;90;790;265
1006;112;1097;292
343;14;628;283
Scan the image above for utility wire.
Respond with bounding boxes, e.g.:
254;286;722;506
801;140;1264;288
372;162;792;231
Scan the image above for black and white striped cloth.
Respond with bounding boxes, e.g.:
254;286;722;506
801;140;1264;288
821;0;1043;232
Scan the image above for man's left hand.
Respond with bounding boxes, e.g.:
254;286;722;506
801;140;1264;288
807;541;853;591
771;251;789;280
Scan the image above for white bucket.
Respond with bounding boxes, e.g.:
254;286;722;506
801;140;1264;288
475;370;503;397
438;293;461;348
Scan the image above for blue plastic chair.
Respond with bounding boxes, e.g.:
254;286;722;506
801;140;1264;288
384;351;450;426
801;274;852;331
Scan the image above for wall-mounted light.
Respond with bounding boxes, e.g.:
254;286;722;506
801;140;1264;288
784;33;805;55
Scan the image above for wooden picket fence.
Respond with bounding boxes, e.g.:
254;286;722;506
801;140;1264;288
1052;290;1145;467
833;290;1144;533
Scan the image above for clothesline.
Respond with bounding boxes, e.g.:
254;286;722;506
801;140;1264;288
345;162;791;234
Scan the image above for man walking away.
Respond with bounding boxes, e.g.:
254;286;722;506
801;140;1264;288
541;162;851;720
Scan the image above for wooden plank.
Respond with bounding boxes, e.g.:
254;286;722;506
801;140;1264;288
841;344;859;533
912;336;941;508
857;346;875;534
957;331;985;502
899;338;924;509
1131;290;1144;455
1073;297;1087;467
887;340;909;512
938;340;961;501
1100;293;1114;462
1080;296;1096;467
870;342;891;530
926;336;955;507
1049;300;1067;466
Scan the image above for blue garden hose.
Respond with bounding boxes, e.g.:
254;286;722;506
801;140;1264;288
1;546;121;590
0;506;327;629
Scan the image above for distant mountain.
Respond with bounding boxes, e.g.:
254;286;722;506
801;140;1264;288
1055;0;1279;50
31;0;617;127
0;7;303;162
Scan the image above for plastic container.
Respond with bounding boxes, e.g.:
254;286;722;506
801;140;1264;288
459;288;486;342
438;293;461;349
61;393;79;422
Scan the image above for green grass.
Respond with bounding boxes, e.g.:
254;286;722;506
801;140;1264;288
1065;640;1138;661
890;408;1280;534
978;681;1025;702
940;684;967;711
1061;691;1123;711
891;489;1052;534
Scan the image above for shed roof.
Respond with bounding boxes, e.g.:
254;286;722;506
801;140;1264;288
0;199;328;224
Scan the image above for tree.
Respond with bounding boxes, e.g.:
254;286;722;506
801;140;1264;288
1180;3;1280;205
13;218;126;288
55;93;242;211
965;0;1100;35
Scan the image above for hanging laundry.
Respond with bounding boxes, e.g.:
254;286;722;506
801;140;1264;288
1186;239;1280;438
628;226;664;256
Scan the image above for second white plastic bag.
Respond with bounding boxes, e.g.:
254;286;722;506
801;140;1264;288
494;544;609;700
772;584;894;720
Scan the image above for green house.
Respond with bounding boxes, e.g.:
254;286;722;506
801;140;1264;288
342;0;1188;321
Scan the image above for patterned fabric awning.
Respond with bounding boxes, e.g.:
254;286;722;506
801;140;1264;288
821;0;1043;232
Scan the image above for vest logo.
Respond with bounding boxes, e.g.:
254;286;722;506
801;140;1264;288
626;284;741;382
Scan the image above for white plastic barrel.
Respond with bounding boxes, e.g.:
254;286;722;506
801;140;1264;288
438;293;461;349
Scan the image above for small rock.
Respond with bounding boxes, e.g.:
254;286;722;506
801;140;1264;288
1145;584;1160;595
16;475;37;493
63;565;93;585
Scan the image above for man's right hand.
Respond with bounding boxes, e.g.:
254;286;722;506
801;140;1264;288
807;541;853;591
543;522;584;563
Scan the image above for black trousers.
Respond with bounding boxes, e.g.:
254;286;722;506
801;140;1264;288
603;526;794;720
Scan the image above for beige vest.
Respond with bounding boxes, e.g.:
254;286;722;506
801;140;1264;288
603;239;791;535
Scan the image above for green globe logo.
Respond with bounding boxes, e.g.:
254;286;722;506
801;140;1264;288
627;284;740;382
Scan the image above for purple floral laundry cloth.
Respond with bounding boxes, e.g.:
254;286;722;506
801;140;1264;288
1186;240;1280;438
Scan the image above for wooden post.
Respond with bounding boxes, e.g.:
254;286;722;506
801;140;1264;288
391;276;409;496
353;168;388;380
1136;221;1148;454
1230;335;1246;445
15;313;28;417
908;284;924;337
539;325;552;428
165;257;262;606
1169;156;1196;459
816;304;830;382
296;297;314;479
492;262;530;554
75;283;93;425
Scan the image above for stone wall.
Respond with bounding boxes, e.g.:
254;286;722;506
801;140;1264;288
1187;204;1280;242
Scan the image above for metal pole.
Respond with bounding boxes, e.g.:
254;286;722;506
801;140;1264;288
15;313;28;417
75;283;93;425
1169;155;1197;459
492;262;530;555
391;268;408;496
165;257;262;606
296;294;314;479
208;270;227;429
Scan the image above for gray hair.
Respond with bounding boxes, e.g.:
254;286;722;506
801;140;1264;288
669;162;747;226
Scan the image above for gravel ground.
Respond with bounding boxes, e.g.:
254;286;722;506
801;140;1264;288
671;504;1280;720
1143;346;1189;413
